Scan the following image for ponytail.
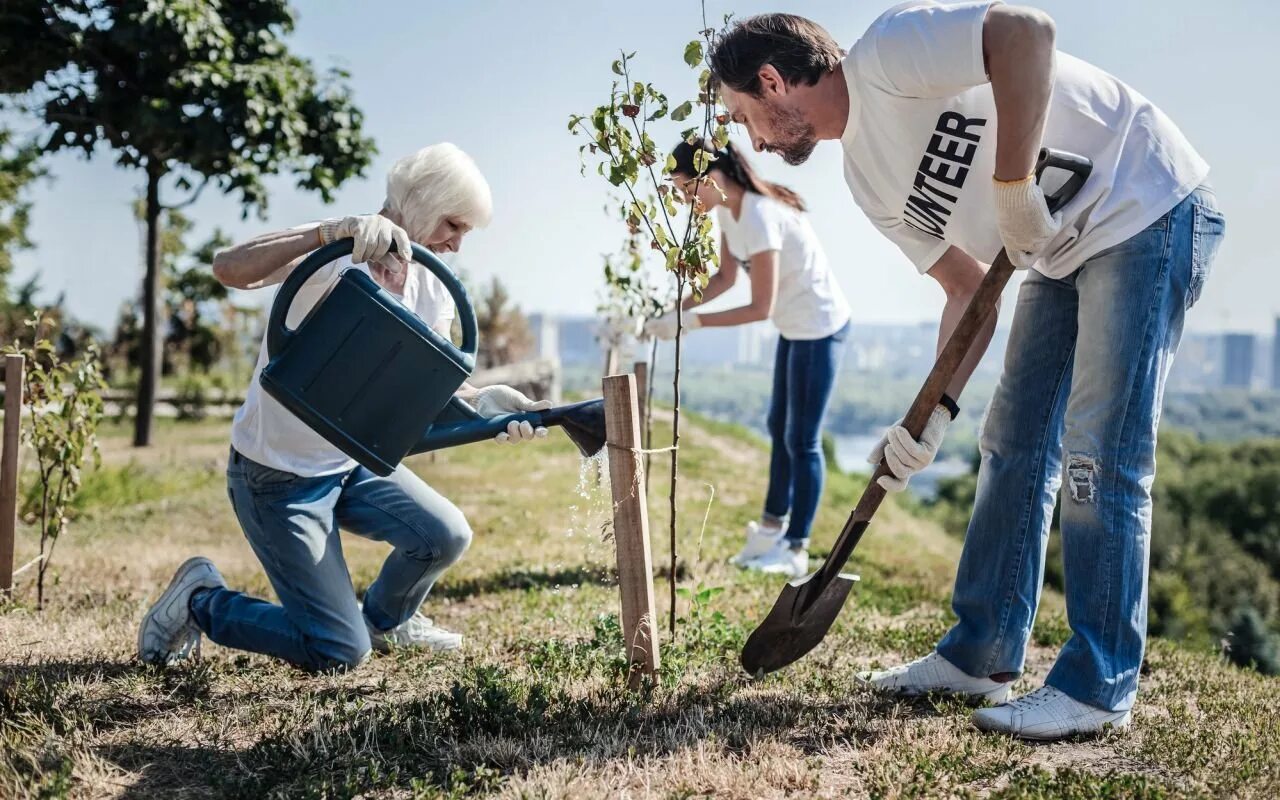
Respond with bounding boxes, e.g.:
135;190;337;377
669;138;806;212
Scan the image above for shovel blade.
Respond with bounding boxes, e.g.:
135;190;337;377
740;570;859;677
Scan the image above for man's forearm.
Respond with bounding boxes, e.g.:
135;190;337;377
212;224;324;290
985;6;1056;181
938;294;999;399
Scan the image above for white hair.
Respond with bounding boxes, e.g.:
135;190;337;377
383;143;493;239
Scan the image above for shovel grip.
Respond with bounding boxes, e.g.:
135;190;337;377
819;148;1093;587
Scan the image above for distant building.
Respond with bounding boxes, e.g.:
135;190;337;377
527;313;559;362
1272;318;1280;391
1167;332;1221;393
1223;333;1256;388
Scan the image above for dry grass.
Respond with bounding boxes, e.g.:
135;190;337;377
1;415;1276;799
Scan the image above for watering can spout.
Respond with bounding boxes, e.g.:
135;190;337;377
552;398;607;458
408;397;608;458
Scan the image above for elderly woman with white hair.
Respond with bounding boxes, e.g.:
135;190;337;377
137;143;543;672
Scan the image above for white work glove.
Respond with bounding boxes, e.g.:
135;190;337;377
643;309;701;341
471;385;553;444
319;214;412;269
868;405;952;493
993;175;1060;269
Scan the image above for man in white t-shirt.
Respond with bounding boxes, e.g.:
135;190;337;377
138;144;553;673
711;2;1225;740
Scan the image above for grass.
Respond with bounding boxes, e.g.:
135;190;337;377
0;413;1276;798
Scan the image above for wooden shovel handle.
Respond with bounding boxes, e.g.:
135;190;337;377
812;148;1093;592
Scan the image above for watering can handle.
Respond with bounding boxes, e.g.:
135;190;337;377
265;239;479;365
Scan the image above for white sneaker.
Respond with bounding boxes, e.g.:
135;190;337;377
744;538;809;579
138;557;225;665
729;520;785;566
367;611;463;653
859;651;1012;703
972;685;1131;741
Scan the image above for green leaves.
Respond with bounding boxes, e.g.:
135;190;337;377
683;40;704;68
670;101;694;122
7;0;374;214
10;314;106;608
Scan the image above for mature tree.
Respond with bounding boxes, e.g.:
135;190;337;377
1;0;377;445
0;128;47;339
475;277;534;369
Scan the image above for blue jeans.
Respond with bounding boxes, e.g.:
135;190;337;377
190;449;473;672
764;320;851;545
936;187;1224;712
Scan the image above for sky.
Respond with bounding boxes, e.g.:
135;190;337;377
10;0;1280;335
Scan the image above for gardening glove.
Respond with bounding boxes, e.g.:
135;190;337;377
471;384;553;444
867;404;953;493
993;175;1060;269
643;309;701;341
319;214;412;270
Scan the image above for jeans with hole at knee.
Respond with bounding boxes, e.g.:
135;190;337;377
935;187;1225;711
189;450;472;672
763;320;851;546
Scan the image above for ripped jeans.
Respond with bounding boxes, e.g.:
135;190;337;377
936;186;1225;712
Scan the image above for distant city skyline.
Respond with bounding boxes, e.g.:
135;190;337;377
539;311;1280;394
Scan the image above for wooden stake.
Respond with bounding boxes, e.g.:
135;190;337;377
1;355;24;599
633;361;648;441
603;373;660;685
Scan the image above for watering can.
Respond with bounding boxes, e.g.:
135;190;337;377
260;239;607;477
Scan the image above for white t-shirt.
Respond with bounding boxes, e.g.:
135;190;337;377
841;0;1210;278
231;255;456;476
715;192;850;340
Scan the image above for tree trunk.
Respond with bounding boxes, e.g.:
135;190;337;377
134;166;163;447
668;276;684;637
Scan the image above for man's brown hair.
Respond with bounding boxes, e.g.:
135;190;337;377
709;14;844;95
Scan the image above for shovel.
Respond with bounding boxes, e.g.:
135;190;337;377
740;148;1093;677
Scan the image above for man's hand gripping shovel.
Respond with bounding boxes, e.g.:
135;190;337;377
740;148;1094;677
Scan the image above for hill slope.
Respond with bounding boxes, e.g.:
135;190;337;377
1;415;1276;798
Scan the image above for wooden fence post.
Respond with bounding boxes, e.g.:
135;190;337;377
1;354;24;599
602;373;660;685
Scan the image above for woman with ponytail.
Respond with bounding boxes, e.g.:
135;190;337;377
645;139;851;578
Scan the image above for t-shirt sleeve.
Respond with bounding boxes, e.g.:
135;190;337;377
739;197;786;259
874;217;951;274
857;0;995;99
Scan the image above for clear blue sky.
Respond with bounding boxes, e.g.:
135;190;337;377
11;0;1279;335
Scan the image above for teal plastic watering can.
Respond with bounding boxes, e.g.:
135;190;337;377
260;239;606;477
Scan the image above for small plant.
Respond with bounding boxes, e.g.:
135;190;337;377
9;317;106;609
570;12;728;637
675;582;743;656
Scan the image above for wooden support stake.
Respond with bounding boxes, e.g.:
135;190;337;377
603;373;660;685
632;361;648;443
1;355;24;599
633;361;651;493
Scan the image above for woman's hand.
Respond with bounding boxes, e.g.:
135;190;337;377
644;309;702;341
320;214;412;267
471;385;553;443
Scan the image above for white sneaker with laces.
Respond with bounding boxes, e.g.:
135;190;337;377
729;520;785;566
745;538;809;579
137;557;225;665
972;685;1131;740
367;611;463;653
859;651;1012;703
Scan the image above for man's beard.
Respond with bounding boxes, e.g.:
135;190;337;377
763;100;818;166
